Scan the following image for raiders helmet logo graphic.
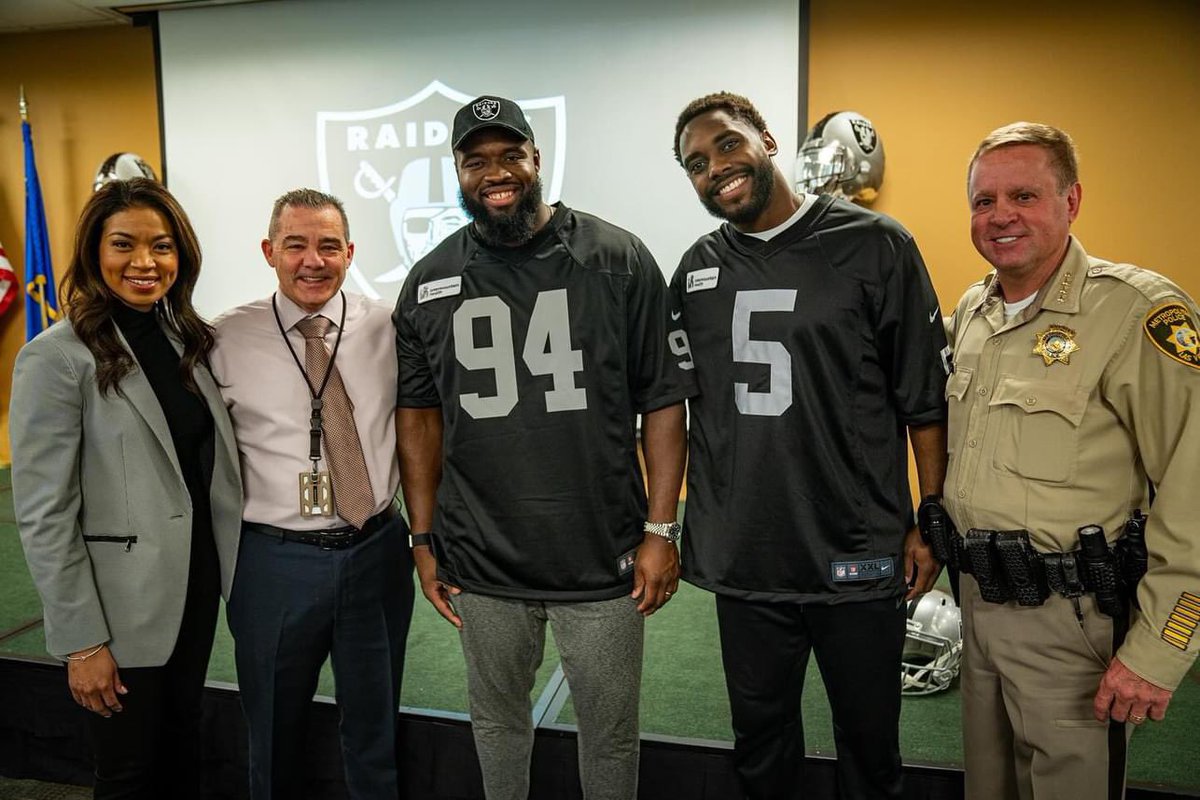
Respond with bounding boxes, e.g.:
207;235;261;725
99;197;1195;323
472;98;500;120
316;81;566;302
850;118;877;154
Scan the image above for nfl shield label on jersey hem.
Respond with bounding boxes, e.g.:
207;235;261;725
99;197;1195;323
831;557;894;582
1143;302;1200;369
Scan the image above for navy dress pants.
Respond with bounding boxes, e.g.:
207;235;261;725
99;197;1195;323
227;515;414;800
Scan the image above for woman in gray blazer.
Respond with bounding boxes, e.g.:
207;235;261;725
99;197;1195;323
11;178;242;800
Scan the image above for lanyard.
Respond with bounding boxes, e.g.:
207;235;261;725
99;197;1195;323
271;292;347;472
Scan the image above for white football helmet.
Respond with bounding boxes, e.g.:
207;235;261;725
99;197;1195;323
796;111;885;204
93;152;158;192
901;589;962;696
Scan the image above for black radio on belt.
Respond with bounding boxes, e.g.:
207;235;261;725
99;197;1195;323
1115;510;1149;609
917;496;960;569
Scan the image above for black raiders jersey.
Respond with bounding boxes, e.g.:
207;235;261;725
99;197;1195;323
668;195;948;603
395;204;695;601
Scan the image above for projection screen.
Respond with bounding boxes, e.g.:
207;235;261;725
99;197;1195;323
158;0;801;316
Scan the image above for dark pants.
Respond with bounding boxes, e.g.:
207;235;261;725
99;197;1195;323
227;514;414;800
86;527;220;800
715;595;906;800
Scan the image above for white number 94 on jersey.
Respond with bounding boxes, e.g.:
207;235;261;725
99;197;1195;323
453;289;588;419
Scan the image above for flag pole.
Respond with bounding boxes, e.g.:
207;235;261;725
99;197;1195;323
21;86;59;339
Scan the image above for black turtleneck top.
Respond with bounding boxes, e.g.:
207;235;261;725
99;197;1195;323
112;303;215;551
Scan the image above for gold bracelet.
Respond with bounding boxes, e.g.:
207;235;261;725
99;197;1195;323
65;644;106;662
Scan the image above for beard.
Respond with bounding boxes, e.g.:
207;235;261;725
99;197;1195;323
700;156;776;226
459;175;545;247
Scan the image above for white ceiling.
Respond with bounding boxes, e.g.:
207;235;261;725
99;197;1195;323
0;0;262;33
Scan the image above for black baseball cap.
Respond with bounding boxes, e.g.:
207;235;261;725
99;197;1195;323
452;96;535;150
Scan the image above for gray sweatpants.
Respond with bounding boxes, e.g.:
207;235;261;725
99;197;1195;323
455;592;644;800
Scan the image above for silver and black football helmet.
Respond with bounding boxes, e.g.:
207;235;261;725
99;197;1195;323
796;111;885;204
93;152;158;192
901;589;963;696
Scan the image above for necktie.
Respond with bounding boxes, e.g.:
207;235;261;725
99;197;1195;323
294;315;374;528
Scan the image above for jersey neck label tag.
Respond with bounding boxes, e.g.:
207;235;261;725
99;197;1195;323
830;557;894;582
617;548;637;576
685;267;719;293
417;276;463;304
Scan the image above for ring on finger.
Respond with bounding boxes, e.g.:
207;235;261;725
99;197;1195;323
1129;714;1146;724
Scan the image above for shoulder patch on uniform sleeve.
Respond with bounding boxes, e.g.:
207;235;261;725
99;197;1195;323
1161;592;1200;651
1143;302;1200;370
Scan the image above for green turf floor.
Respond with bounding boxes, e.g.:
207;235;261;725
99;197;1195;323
2;470;1197;790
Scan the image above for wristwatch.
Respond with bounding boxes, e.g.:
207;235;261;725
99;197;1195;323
643;520;682;543
408;532;433;549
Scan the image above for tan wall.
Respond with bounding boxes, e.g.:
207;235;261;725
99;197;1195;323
808;0;1200;307
809;0;1200;505
0;25;160;465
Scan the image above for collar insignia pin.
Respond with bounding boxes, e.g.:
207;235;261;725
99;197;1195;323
1056;271;1074;303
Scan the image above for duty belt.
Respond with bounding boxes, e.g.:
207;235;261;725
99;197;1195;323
933;517;1148;617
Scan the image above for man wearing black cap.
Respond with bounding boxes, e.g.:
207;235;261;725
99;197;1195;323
393;95;694;800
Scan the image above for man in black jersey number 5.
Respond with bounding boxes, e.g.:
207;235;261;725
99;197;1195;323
393;96;693;800
669;92;950;800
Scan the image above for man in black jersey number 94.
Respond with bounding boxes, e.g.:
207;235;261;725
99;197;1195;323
670;92;950;800
393;95;694;800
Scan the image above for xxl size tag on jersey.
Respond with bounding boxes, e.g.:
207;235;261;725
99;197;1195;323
417;276;463;304
830;557;894;582
685;267;720;293
617;548;637;576
299;471;334;517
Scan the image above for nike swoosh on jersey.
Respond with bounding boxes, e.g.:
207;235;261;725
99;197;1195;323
929;308;939;323
671;310;682;321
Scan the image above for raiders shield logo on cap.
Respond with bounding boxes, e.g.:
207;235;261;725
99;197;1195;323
473;98;500;120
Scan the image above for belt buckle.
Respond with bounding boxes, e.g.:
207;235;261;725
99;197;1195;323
319;531;353;551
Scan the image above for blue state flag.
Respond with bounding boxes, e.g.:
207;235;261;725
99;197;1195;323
24;119;58;340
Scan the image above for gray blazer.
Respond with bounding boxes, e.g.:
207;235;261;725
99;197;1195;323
10;319;242;668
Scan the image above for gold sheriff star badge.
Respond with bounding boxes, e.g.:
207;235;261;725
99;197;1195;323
1033;324;1079;366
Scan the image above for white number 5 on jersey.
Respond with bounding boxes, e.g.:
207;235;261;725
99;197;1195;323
732;289;797;416
453;289;588;419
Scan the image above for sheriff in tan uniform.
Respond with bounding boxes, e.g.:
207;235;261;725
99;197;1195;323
944;122;1200;800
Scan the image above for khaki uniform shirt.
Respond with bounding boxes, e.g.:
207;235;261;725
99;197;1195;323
944;236;1200;690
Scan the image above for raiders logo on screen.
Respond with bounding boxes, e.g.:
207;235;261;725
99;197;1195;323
316;81;566;302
